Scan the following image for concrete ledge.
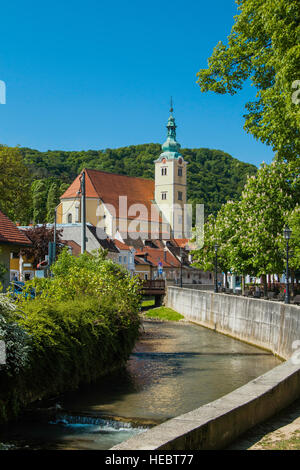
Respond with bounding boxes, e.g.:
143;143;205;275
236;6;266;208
111;359;300;450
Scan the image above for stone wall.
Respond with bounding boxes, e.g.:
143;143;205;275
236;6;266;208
167;287;300;360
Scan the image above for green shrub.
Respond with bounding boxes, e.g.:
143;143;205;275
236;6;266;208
0;250;142;423
0;295;31;376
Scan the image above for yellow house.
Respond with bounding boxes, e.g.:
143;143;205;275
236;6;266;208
10;252;35;282
0;210;32;291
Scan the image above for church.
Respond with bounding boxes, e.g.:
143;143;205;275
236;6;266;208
55;106;208;284
57;105;188;241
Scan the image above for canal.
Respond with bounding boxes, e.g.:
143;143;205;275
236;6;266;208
0;319;282;450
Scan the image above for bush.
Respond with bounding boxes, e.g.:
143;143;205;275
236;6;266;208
0;250;142;423
0;295;31;376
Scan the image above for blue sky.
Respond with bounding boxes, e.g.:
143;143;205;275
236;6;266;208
0;0;275;167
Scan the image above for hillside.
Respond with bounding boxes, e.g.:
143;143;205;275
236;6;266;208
20;144;257;221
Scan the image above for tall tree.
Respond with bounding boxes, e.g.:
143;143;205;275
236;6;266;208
46;182;60;223
20;225;63;268
197;0;300;162
31;180;48;224
192;160;299;293
0;146;31;223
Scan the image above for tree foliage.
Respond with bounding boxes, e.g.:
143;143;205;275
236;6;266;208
0;146;31;223
22;248;142;319
0;249;142;423
19;144;257;219
197;0;300;161
20;225;63;268
193;159;300;283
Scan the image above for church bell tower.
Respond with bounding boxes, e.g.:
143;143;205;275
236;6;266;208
154;100;187;238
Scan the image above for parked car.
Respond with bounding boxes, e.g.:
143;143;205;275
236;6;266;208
9;281;35;300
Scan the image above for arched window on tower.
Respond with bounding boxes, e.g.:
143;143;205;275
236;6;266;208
67;213;72;224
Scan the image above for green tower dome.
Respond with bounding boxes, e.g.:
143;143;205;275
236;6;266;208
160;101;183;160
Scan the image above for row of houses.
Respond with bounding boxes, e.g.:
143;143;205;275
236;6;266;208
1;211;210;291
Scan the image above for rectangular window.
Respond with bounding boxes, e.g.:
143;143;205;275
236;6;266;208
119;256;122;263
178;168;182;177
75;206;80;223
178;191;183;201
124;256;127;263
161;192;167;200
161;167;167;176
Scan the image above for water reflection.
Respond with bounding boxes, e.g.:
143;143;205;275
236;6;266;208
57;320;281;421
0;320;282;450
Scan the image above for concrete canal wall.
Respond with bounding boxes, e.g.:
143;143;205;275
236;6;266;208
111;289;300;450
166;287;300;360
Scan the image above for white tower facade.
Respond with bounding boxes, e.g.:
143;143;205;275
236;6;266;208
154;104;187;238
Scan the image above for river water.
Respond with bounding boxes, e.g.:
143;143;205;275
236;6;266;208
0;319;281;450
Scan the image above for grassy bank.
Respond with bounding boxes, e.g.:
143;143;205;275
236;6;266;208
143;306;184;322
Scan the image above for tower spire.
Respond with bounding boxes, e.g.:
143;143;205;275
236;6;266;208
158;98;182;160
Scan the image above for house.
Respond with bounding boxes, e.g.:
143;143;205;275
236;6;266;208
56;223;119;262
10;251;35;282
114;235;205;283
134;252;153;280
57;107;188;240
0;210;32;291
113;239;135;275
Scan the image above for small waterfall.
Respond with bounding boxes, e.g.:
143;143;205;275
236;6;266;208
50;414;148;433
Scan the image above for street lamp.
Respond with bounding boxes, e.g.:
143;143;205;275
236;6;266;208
180;247;183;288
283;225;292;304
214;243;219;293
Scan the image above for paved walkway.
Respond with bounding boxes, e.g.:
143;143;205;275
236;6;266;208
227;399;300;450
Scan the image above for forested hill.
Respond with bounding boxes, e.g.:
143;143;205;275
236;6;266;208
20;143;257;220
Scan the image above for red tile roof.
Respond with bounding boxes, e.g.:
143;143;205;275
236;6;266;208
0;210;32;246
60;168;162;222
135;247;180;268
113;239;132;251
173;239;190;248
61;240;81;256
